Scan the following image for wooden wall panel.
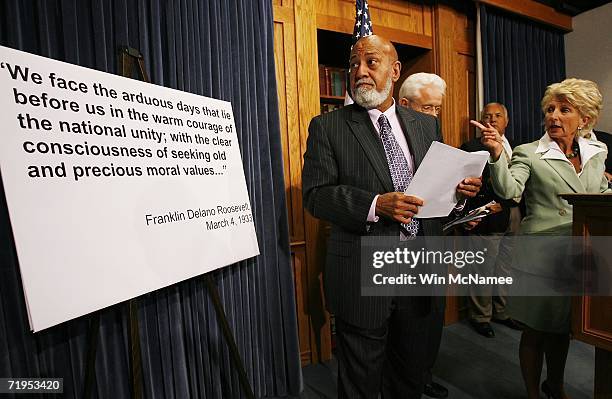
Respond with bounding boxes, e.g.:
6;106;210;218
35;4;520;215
433;1;476;150
584;212;612;340
273;5;295;24
434;5;457;146
274;18;304;243
296;0;334;364
562;194;612;399
273;0;294;7
454;1;475;56
400;52;433;79
463;58;476;146
446;55;476;154
574;211;612;353
274;0;332;366
316;0;430;34
589;297;612;341
432;1;477;323
291;247;313;364
316;0;433;48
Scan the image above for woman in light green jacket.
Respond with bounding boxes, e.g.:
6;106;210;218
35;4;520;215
472;78;609;399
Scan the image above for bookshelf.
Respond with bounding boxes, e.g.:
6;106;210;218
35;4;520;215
316;29;433;115
317;30;350;114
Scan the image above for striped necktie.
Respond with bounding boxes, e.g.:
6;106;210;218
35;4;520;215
378;114;419;236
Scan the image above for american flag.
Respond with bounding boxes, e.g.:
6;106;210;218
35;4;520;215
352;0;373;45
346;0;374;104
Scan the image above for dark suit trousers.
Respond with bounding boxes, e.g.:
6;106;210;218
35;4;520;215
335;299;433;399
423;298;445;385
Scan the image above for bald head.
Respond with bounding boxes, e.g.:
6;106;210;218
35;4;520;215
349;35;401;111
481;102;509;136
352;35;398;63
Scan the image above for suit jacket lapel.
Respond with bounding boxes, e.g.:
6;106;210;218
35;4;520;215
396;106;426;169
543;158;585;193
347;106;394;192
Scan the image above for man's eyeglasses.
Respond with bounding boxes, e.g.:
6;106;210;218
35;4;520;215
419;104;442;115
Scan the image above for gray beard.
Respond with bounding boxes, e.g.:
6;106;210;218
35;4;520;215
353;77;392;110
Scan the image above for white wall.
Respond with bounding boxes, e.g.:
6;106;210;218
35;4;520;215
565;3;612;132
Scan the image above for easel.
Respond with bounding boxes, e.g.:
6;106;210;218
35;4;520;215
82;47;256;399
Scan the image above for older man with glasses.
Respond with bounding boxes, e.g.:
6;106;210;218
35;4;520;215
399;72;445;118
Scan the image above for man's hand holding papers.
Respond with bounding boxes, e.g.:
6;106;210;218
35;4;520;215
375;192;424;224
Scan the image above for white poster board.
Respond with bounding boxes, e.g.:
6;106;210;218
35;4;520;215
0;45;259;332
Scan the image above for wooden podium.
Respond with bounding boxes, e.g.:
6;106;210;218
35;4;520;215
561;194;612;399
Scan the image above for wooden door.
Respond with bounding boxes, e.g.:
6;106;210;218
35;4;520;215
273;0;333;365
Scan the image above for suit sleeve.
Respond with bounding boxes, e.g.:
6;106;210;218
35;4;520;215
302;117;376;234
488;145;532;199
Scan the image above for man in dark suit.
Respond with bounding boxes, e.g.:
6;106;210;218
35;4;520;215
460;102;522;337
302;35;482;399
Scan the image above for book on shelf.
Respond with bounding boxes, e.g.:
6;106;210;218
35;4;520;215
318;64;327;97
318;64;348;97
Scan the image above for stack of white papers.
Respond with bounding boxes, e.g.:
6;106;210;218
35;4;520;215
405;141;489;218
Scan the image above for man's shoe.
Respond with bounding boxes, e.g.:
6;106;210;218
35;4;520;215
492;317;523;331
423;382;449;398
469;320;495;338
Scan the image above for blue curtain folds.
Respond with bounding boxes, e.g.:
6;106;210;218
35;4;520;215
480;4;566;144
0;1;301;398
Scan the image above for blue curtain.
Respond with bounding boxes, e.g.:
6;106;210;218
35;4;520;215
0;1;301;398
480;4;566;144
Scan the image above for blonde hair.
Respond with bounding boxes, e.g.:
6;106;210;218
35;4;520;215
541;78;603;133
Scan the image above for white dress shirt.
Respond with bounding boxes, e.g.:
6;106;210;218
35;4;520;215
535;133;605;176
